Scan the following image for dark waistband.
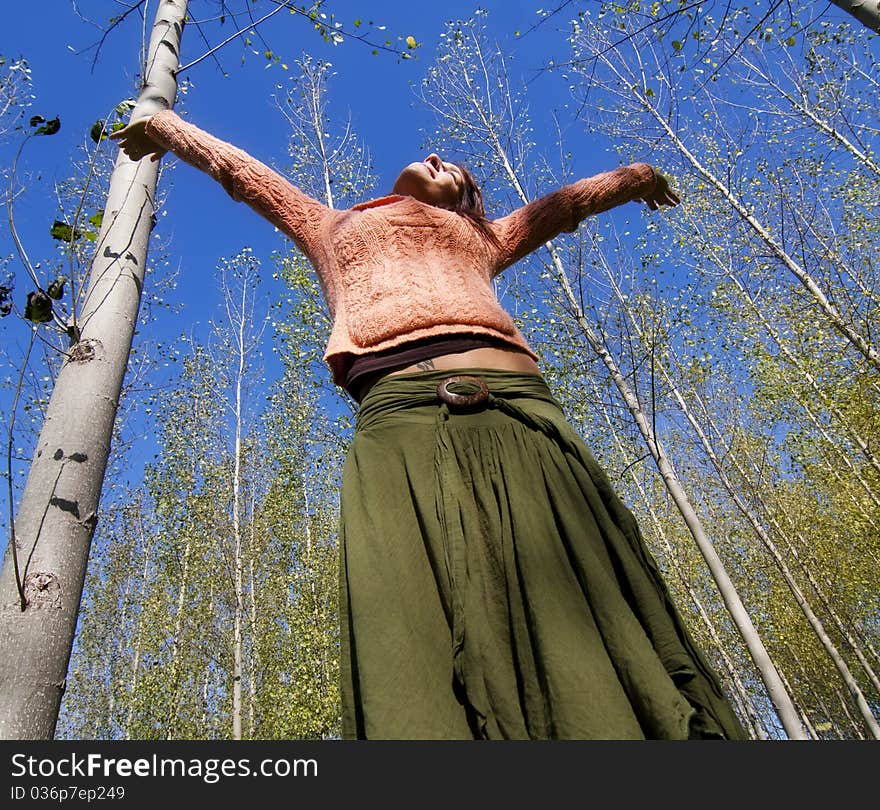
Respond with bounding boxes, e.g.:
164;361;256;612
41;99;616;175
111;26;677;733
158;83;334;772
344;335;512;401
355;368;560;433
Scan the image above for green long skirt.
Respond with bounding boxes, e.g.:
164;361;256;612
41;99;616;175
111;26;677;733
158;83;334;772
339;369;746;740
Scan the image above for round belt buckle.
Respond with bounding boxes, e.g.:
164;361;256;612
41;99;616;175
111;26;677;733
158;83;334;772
437;375;490;408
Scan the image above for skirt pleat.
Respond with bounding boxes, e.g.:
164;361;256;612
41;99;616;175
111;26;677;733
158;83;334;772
339;369;746;740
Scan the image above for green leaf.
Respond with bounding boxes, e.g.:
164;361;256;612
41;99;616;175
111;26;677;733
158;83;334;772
90;120;108;143
88;211;104;229
50;220;83;242
671;40;683;51
46;276;67;300
25;290;53;323
114;99;137;117
405;35;417;49
0;281;11;317
30;115;61;136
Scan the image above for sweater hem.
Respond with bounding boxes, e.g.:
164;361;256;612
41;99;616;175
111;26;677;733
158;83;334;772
326;325;538;387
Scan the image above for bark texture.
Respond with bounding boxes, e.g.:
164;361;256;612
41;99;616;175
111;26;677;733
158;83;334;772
0;0;187;739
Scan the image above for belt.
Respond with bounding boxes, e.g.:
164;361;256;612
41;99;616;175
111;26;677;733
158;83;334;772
436;375;490;409
354;368;559;433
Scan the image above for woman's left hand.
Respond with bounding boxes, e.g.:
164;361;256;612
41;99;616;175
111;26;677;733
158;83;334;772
109;117;167;163
641;171;680;210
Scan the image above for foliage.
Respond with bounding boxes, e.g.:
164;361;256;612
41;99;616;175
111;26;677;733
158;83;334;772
37;2;880;740
564;0;880;737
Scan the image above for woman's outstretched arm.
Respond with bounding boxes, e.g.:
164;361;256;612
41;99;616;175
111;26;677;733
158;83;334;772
488;163;679;274
111;111;333;257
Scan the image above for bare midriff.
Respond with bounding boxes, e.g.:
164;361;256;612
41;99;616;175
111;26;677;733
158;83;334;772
382;346;542;380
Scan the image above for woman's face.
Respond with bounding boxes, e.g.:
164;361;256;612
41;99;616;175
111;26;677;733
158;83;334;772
392;154;465;210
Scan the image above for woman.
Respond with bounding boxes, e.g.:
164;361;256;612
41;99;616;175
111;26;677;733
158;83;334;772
112;111;746;740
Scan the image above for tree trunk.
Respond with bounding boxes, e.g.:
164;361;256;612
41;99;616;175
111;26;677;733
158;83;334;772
830;0;880;33
777;663;818;739
0;0;187;739
248;553;257;740
165;517;194;740
220;251;261;741
709;252;880;488
200;583;216;736
836;687;867;739
124;510;154;739
231;295;246;741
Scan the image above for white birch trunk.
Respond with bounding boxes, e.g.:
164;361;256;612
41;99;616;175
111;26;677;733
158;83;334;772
124;511;154;739
106;540;135;735
231;284;246;741
200;582;216;736
836;687;867;739
549;236;807;738
0;0;187;739
664;348;880;736
829;0;880;33
165;519;194;740
311;81;335;209
248;553;256;740
777;663;818;739
247;487;260;741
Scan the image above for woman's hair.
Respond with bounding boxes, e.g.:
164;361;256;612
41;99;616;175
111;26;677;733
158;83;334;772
454;165;501;249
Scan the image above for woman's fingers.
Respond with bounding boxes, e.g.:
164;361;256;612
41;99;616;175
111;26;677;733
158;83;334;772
118;143;162;162
648;171;681;208
645;186;681;209
108;121;143;143
108;120;165;162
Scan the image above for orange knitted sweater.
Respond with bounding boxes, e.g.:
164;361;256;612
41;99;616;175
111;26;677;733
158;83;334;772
146;111;661;385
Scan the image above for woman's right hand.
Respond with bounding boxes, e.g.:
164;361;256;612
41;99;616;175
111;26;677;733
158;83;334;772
641;170;680;210
109;117;167;163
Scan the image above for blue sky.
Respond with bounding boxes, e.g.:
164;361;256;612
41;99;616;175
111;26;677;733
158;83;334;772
2;1;587;326
2;1;599;485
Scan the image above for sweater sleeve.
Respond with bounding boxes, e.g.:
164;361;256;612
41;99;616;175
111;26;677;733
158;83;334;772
146;110;331;257
488;163;659;275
